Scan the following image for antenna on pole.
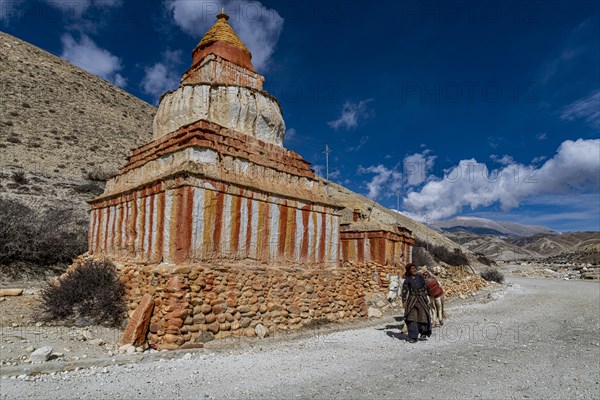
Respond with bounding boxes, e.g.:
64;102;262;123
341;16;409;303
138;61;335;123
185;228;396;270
324;144;331;180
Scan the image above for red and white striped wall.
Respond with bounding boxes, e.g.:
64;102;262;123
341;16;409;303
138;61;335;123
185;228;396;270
89;176;340;268
340;231;414;266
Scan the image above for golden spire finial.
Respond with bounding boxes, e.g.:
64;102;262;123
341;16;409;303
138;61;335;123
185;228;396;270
217;7;229;21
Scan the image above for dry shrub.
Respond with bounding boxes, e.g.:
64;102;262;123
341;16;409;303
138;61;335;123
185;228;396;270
12;170;28;184
40;258;125;326
412;246;435;267
0;199;87;268
480;268;505;284
476;253;495;266
86;167;114;182
74;182;104;196
414;239;470;266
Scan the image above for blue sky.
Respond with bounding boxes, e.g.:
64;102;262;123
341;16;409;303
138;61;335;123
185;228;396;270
2;0;599;232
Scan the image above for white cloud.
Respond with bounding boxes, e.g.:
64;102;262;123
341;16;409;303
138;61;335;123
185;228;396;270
403;149;436;186
561;90;600;128
540;18;595;84
284;127;297;144
358;164;402;200
536;132;548;140
490;154;515;166
402;138;600;220
357;149;436;200
0;0;25;24
487;136;503;149
164;0;283;71
312;163;341;182
328;99;373;131
60;33;126;87
347;135;369;152
141;49;183;99
531;155;547;164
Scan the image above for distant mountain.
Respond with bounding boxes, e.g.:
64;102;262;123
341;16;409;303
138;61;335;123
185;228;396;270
431;216;555;237
445;231;600;262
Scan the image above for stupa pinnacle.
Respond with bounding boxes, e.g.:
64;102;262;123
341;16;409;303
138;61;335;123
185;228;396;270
153;12;284;145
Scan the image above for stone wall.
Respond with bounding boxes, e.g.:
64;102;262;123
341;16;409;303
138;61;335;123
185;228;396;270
116;261;397;349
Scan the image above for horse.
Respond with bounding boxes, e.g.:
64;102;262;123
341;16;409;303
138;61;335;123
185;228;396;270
422;270;446;327
387;270;446;333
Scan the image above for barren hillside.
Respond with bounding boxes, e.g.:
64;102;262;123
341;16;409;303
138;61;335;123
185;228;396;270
0;31;155;213
445;231;600;262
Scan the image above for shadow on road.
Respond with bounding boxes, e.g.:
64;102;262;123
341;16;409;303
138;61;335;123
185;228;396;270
377;316;411;341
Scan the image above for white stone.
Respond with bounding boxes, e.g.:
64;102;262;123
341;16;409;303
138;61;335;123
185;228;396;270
190;148;218;164
30;346;52;363
255;324;268;339
367;307;383;318
119;344;136;354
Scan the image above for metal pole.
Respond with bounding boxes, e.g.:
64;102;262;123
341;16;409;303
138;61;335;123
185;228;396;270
324;144;330;180
395;191;400;224
424;214;430;252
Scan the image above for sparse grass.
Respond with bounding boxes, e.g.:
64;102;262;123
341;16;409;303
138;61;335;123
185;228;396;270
12;170;28;184
39;258;125;326
480;268;505;284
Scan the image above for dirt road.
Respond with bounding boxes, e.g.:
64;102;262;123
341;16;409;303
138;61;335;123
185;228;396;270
2;277;599;399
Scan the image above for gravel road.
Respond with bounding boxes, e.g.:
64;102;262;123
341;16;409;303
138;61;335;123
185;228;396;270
2;277;599;400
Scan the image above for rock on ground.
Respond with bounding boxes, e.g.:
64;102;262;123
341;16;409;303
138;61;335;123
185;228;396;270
29;346;52;363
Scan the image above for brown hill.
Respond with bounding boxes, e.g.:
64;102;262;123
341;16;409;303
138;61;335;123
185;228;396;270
0;31;155;214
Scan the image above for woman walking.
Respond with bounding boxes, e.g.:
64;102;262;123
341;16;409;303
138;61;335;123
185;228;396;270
401;263;432;343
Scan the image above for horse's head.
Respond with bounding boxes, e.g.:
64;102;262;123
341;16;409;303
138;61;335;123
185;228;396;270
387;275;402;302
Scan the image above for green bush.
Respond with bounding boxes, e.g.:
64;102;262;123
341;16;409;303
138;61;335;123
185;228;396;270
39;258;125;326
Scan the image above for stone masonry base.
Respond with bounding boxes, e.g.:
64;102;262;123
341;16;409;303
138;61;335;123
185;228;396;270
116;261;398;350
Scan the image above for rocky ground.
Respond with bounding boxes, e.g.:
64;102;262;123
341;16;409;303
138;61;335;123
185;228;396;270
1;273;598;399
499;261;600;280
